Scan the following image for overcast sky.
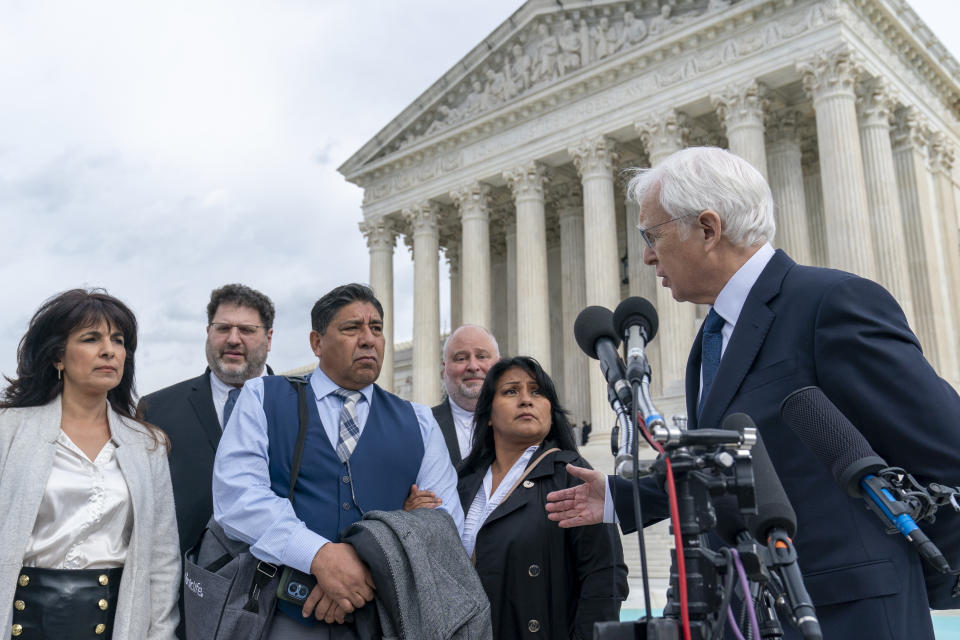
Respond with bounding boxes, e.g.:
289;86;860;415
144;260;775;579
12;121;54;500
1;0;957;396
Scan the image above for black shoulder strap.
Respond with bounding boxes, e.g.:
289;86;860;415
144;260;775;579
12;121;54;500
284;375;310;505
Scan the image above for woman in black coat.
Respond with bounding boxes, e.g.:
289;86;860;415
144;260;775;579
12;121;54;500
457;356;627;639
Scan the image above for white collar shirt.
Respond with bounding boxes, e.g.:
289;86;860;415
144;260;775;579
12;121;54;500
700;242;776;396
210;367;266;429
449;399;476;459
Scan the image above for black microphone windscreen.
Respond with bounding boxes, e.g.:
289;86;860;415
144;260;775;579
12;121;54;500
722;412;797;539
612;296;659;343
573;306;619;360
780;386;886;495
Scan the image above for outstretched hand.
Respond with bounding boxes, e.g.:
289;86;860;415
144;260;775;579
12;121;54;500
544;464;607;528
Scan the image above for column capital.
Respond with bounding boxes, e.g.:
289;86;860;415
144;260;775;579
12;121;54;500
450;181;492;221
856;78;896;129
402;201;440;235
711;80;768;129
929;133;955;174
568;136;619;179
798;45;864;102
892;106;932;151
504;161;548;200
634;109;689;161
552;182;584;218
358;217;397;251
766;109;800;144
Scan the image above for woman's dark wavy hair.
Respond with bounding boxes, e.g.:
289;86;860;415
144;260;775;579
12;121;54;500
1;289;166;448
460;355;578;474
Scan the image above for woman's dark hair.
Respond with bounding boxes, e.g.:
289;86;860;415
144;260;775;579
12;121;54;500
461;356;578;474
1;289;165;447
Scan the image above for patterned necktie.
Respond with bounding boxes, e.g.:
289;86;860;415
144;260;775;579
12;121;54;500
698;308;725;417
222;387;241;428
333;388;363;462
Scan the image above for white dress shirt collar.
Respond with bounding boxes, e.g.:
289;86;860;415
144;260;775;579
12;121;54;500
308;366;375;405
449;398;476;459
711;242;776;329
210;366;266;428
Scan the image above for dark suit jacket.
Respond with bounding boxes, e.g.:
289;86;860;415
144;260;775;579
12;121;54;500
136;366;274;555
614;251;960;639
432;398;463;467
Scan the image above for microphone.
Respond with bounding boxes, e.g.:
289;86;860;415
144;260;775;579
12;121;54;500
612;296;659;387
720;413;822;640
780;386;950;574
574;306;631;410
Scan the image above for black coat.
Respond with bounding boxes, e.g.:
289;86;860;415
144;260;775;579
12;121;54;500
615;251;960;639
136;365;274;554
459;445;628;639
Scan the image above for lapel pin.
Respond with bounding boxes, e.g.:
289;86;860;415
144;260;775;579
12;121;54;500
523;480;535;488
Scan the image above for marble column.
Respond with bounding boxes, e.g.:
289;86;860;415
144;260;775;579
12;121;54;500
557;186;590;425
359;217;396;392
446;243;462;331
504;162;552;371
490;235;508;353
801;130;828;267
403;201;442;406
856;79;915;327
929;134;960;386
569;136;620;429
505;217;518;356
635;109;698;398
799;46;876;279
766;110;811;265
712;80;769;180
548;232;564;396
450;182;492;329
891;108;957;380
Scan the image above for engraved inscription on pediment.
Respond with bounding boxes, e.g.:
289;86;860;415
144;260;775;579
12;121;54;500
381;1;725;158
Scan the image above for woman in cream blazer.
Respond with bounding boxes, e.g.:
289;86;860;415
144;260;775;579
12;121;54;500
0;289;179;639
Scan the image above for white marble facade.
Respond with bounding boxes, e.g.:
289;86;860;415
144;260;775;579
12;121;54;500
342;0;960;428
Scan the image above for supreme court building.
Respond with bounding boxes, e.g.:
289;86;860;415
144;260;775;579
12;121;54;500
339;0;960;435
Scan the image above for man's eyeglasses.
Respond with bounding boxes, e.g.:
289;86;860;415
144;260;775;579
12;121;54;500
638;214;698;249
209;322;265;337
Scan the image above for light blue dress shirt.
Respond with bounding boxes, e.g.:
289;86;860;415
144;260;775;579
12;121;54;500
212;367;464;574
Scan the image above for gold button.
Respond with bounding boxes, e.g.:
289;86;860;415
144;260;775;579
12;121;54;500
98;598;109;610
17;575;28;587
98;574;109;586
95;623;106;634
13;600;24;611
11;624;23;637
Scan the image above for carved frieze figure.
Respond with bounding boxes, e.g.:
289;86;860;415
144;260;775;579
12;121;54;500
579;19;592;66
533;22;559;83
461;80;485;117
591;17;613;60
619;11;648;49
510;43;532;93
484;67;509;106
558;19;582;75
648;5;673;37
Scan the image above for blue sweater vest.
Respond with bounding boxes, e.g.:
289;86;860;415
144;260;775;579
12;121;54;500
260;375;424;623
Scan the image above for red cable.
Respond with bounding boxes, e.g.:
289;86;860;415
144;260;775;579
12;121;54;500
640;421;692;640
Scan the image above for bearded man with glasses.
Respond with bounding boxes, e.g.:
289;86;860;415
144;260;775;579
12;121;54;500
137;283;275;639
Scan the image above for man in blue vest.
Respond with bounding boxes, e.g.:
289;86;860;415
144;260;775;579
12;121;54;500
213;283;463;639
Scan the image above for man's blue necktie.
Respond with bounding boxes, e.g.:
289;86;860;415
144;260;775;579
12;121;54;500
223;387;241;428
699;308;725;417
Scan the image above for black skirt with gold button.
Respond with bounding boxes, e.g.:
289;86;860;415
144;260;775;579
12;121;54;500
11;567;122;639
